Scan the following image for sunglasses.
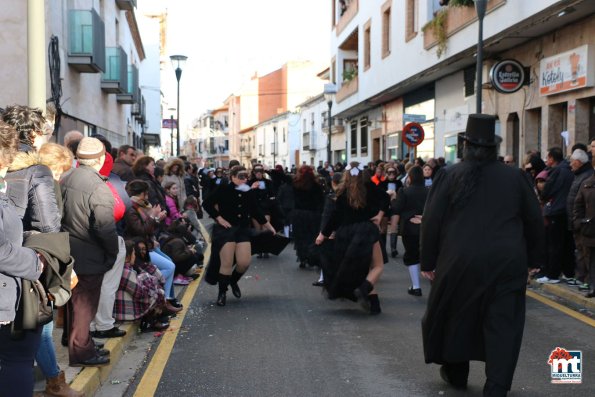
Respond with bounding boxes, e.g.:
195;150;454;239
387;170;397;174
237;173;248;180
254;169;264;173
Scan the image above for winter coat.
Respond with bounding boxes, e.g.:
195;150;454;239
5;152;61;233
61;165;119;275
420;161;545;365
541;160;573;217
112;158;135;182
124;198;160;244
135;170;168;213
573;174;595;247
23;232;73;307
163;159;187;208
0;193;41;323
184;174;200;200
164;195;182;226
567;162;593;229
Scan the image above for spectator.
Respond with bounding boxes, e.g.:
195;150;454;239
573;170;595;298
63;130;83;167
163;181;183;226
183;196;203;239
504;154;515;166
112;145;137;182
184;162;200;200
61;137;119;367
132;156;168;213
163;158;187;209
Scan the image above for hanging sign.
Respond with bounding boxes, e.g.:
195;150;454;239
489;59;525;94
402;122;425;147
540;45;595;96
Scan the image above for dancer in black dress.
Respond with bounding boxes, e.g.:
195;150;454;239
315;161;390;314
391;165;428;296
381;164;404;259
203;166;275;306
248;164;275;258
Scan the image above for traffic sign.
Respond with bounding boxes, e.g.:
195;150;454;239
402;122;425;147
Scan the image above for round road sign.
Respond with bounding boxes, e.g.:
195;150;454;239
402;122;425;147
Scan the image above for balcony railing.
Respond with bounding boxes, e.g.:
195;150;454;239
115;0;137;10
68;9;106;73
336;75;358;103
336;0;358;36
101;46;127;93
116;65;139;104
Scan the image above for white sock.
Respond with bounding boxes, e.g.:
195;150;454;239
318;270;324;283
283;226;290;237
409;264;421;289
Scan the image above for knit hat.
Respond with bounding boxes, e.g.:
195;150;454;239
76;137;105;159
570;149;589;164
535;170;549;181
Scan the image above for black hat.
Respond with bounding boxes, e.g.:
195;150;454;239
463;114;502;147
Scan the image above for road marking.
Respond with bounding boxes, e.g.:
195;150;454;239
526;290;595;328
133;224;211;397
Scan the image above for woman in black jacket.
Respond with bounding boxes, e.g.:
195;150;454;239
248;164;276;258
203;165;275;306
315;161;390;314
391;166;428;297
132;156;169;215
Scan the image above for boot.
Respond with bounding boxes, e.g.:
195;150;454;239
369;294;381;315
45;370;84;397
217;274;231;306
354;280;373;312
230;269;245;298
390;233;399;258
379;234;388;263
483;379;508;396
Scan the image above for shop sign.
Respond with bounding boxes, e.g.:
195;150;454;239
540;45;595;96
162;118;177;129
402;122;424;147
489;59;525;94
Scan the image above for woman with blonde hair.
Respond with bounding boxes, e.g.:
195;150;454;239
162;158;187;209
315;161;389;314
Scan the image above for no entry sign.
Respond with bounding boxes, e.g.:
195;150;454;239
402;122;425;147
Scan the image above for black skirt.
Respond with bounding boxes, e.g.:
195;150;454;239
322;221;380;300
204;224;251;285
402;234;420;266
291;209;322;262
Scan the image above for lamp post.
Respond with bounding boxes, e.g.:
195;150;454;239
273;125;277;166
170;54;187;156
168;107;176;158
323;83;337;165
475;0;488;113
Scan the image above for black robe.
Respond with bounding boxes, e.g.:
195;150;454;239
420;161;545;388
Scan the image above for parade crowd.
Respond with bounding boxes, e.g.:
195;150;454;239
0;105;592;397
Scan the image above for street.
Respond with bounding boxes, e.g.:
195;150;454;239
108;237;595;397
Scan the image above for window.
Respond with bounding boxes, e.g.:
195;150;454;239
350;120;358;155
364;20;371;70
406;0;417;41
360;117;368;156
283;127;286;143
382;1;391;57
303;119;307;133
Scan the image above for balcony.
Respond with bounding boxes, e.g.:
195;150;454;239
101;47;127;93
336;75;358;103
116;65;139;104
68;10;106;73
323;117;345;135
423;0;506;56
336;0;358;36
133;95;146;124
115;0;137;10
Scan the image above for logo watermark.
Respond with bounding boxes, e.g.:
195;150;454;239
548;347;582;384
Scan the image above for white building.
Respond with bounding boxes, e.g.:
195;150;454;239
253;112;299;169
330;0;595;164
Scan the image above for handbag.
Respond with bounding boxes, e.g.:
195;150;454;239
19;279;54;329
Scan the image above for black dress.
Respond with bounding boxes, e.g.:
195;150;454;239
321;182;389;300
391;184;428;266
291;183;324;264
202;183;267;285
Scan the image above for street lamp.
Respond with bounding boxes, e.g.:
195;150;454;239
475;0;488;113
168;107;176;157
323;83;337;165
170;54;187;156
273;125;277;166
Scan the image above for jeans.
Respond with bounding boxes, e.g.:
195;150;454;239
150;248;176;299
0;325;42;397
35;320;60;378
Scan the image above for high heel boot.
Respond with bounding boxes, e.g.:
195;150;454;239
230;269;245;298
217;274;231;306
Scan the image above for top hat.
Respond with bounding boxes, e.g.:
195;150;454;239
463;114;502;147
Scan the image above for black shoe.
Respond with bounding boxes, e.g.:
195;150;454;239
92;327;126;338
369;294;381;315
231;283;241;298
440;363;469;389
140;319;170;333
217;291;227;306
167;298;183;309
70;355;110;367
353;281;373;312
94;341;104;349
483;379;508;397
312;281;324;287
95;347;110;357
408;287;422;297
391;250;399;258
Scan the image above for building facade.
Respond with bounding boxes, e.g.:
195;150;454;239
329;0;595;164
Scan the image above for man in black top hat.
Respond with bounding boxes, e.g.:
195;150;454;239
420;114;545;396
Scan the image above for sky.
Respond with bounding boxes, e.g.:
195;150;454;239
154;0;331;126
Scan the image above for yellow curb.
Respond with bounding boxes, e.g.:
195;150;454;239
527;290;595;328
529;280;595;312
69;321;138;396
133;221;211;397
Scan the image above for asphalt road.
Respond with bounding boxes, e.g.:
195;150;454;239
138;240;595;397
